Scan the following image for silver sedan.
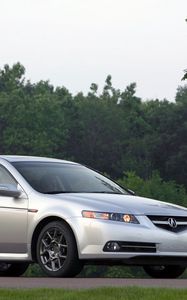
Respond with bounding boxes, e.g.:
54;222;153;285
0;155;187;278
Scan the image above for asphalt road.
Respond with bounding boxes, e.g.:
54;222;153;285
0;278;187;289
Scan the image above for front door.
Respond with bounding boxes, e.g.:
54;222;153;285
0;165;28;255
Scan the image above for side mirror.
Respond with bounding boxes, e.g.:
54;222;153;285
0;184;21;198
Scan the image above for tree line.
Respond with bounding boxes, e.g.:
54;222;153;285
1;63;187;191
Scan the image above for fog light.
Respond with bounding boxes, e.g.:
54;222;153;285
105;241;120;252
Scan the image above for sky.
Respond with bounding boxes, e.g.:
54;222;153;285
0;0;187;101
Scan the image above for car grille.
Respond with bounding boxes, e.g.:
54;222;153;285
147;215;187;233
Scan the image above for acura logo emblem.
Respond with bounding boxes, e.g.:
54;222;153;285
168;218;177;228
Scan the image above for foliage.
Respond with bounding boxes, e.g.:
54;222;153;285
24;264;45;277
1;62;187;188
118;171;187;206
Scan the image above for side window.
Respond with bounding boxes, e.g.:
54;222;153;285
0;165;17;185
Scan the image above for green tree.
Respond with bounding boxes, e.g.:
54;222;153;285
118;171;187;206
0;63;69;157
0;62;25;92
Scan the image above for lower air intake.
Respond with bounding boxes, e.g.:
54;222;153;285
103;241;156;253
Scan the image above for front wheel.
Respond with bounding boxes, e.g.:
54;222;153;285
36;221;83;277
143;265;186;278
0;262;29;277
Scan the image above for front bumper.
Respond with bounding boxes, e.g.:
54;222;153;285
68;216;187;262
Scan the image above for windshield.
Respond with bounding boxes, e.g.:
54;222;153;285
12;162;128;195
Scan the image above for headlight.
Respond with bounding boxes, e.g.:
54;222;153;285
82;210;139;224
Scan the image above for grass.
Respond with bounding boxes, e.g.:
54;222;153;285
0;287;187;300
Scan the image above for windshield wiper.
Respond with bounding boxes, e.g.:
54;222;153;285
72;191;122;194
86;191;123;194
44;191;123;195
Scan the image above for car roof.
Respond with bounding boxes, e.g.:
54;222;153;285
0;155;77;164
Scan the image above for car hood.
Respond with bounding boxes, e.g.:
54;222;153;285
54;193;187;216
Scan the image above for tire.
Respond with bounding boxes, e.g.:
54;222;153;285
143;265;186;278
0;262;29;277
36;221;83;277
